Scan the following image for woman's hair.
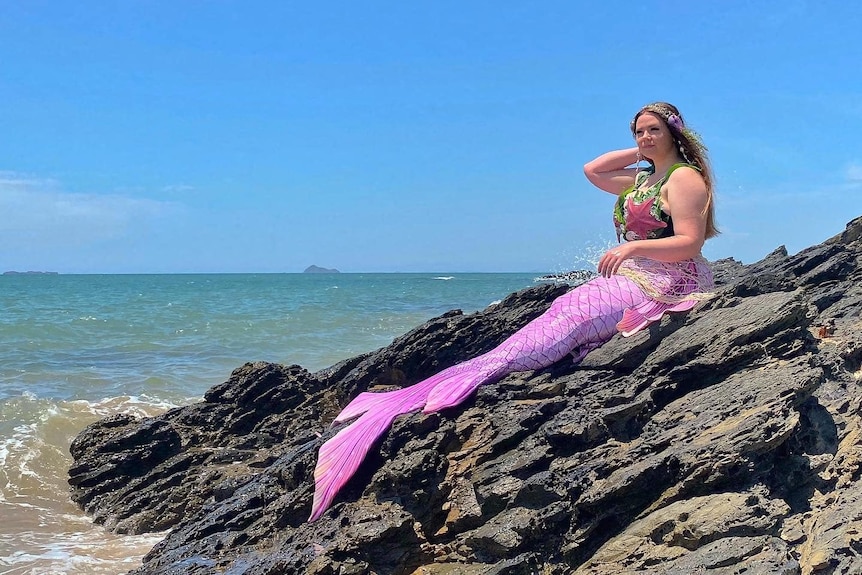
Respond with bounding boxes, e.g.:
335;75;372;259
631;102;719;239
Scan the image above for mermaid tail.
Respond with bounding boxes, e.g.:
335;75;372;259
309;260;712;521
311;385;429;521
616;298;698;336
310;367;492;521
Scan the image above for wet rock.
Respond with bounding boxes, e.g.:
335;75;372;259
68;216;862;574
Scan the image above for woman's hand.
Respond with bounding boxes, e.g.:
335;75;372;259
598;244;633;278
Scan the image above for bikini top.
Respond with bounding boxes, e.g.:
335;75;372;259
613;162;697;242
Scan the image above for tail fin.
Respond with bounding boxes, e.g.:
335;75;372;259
309;371;448;521
423;365;498;413
309;362;500;521
310;408;395;521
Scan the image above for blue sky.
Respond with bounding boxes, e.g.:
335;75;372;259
1;1;859;273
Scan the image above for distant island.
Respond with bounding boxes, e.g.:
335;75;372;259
303;265;340;274
3;271;59;275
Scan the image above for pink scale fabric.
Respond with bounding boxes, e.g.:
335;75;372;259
309;257;712;521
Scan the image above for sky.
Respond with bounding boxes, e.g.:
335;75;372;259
1;1;860;274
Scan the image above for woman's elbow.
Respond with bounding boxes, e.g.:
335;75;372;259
667;232;704;260
583;162;599;184
680;236;705;258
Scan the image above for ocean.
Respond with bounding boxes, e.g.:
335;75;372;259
0;272;545;575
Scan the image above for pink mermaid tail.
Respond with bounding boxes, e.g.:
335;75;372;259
309;258;713;521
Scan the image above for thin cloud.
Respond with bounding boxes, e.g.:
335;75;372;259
719;163;861;209
846;163;862;183
0;172;179;247
161;184;196;194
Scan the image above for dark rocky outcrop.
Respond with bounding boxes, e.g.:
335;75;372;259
536;270;597;285
69;217;862;574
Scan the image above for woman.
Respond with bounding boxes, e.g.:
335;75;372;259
584;101;717;335
310;102;717;521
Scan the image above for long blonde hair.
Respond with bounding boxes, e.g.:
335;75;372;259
631;102;719;239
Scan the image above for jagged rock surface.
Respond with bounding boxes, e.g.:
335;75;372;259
68;217;862;575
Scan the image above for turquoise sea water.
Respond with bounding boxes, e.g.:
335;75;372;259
0;272;541;574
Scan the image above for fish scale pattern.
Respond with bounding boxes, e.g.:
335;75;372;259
424;273;647;410
309;273;650;521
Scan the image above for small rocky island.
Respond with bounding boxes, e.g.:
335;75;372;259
68;217;862;574
303;265;340;274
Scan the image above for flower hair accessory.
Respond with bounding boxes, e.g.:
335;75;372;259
631;103;709;160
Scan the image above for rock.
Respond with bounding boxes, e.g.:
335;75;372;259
535;269;597;286
303;265;340;273
67;216;862;574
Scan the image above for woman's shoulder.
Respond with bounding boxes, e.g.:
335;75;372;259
666;162;700;176
666;164;707;196
667;163;704;183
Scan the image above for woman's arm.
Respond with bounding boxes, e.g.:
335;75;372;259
597;167;709;277
583;147;641;195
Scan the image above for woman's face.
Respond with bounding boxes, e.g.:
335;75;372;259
633;112;674;161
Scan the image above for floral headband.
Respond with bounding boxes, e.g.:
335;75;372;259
632;103;708;157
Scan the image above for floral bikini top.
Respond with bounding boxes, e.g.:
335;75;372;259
613;163;697;242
